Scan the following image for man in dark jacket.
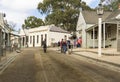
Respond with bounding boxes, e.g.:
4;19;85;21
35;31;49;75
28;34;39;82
43;39;47;53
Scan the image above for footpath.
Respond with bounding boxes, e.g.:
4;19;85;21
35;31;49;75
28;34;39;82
0;51;20;74
49;47;120;72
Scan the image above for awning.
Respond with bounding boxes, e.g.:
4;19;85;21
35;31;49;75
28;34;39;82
2;27;9;33
86;24;98;32
85;21;117;32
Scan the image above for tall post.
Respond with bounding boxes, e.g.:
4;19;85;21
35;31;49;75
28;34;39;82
7;33;10;46
117;21;120;52
0;13;5;56
98;17;102;57
97;1;103;57
103;22;106;48
3;32;6;56
0;29;2;59
93;27;95;48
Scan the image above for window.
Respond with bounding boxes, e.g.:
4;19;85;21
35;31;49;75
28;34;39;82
23;37;24;46
41;35;43;45
30;36;32;44
37;35;39;43
26;36;28;43
45;34;47;40
108;30;111;38
91;31;98;39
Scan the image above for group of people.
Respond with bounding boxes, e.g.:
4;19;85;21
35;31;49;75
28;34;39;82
58;37;82;54
42;37;82;53
58;39;73;54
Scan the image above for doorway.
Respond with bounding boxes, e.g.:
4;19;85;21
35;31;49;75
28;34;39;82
33;36;35;47
41;35;43;46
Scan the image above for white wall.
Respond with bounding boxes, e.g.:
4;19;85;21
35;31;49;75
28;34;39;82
86;31;98;48
28;31;70;47
49;32;70;45
76;11;86;32
28;31;48;47
76;11;87;48
20;25;71;47
86;24;117;48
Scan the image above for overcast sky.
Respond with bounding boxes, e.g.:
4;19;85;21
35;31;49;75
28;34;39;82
0;0;99;30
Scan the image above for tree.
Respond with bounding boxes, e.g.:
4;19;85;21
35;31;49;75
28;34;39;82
37;0;92;32
8;21;16;31
22;16;45;29
103;0;119;11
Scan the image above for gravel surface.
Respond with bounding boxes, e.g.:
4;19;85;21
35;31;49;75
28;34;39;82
0;48;120;82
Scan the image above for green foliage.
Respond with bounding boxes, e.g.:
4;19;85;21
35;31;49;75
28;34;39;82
37;0;92;32
103;0;120;11
22;16;45;29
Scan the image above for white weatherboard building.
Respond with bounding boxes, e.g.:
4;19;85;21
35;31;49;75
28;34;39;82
76;9;120;49
19;25;70;47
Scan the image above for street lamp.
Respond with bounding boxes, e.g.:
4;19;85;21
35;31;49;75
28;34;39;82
97;1;104;57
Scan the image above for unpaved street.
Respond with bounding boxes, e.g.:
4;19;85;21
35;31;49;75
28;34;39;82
0;48;120;82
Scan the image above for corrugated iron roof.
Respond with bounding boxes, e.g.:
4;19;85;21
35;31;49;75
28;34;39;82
105;10;120;23
50;25;69;33
82;10;112;24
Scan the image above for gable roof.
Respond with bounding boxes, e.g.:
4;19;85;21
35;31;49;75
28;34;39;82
50;25;69;33
82;10;112;24
20;25;69;35
105;10;120;23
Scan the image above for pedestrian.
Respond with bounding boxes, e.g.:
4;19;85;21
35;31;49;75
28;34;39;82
77;39;80;47
57;41;60;50
78;37;82;47
60;39;64;53
62;39;67;54
43;39;47;53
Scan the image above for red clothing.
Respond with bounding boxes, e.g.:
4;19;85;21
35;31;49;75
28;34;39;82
78;38;82;44
60;41;63;47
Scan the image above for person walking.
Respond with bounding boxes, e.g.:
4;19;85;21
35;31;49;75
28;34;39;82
60;39;64;53
79;37;82;47
62;39;67;54
77;37;82;48
43;39;47;53
57;41;60;50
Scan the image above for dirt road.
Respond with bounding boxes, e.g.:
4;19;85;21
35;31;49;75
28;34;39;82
0;48;120;82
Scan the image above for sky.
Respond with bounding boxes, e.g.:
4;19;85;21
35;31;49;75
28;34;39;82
0;0;99;31
82;0;100;8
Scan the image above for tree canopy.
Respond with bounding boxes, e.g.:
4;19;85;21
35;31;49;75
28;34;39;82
103;0;120;11
22;16;45;29
37;0;92;32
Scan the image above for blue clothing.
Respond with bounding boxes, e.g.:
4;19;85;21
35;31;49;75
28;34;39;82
62;42;67;53
63;46;67;53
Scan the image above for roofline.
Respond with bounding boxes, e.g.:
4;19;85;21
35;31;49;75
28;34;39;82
50;30;70;34
104;21;117;24
86;21;117;31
